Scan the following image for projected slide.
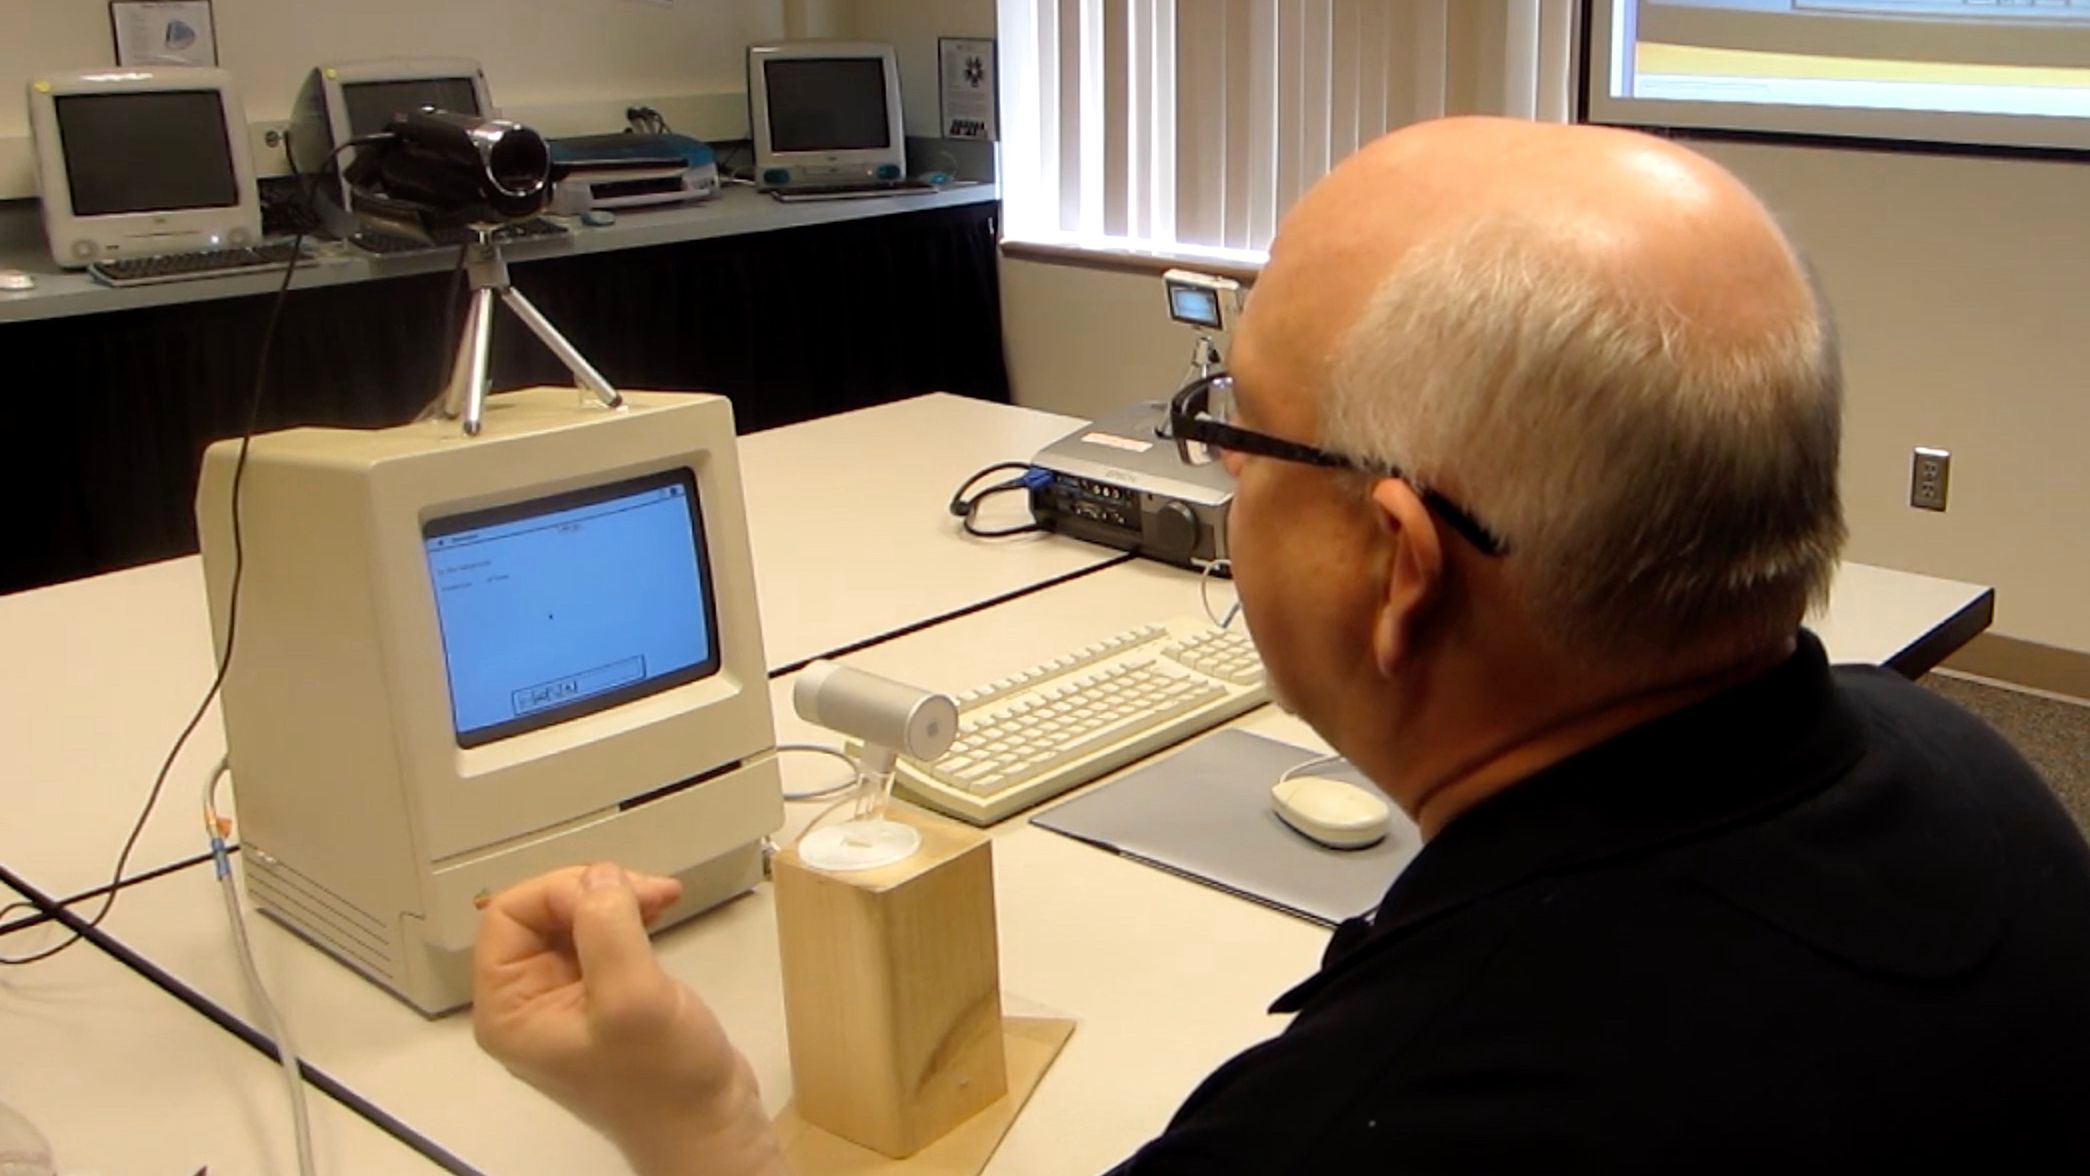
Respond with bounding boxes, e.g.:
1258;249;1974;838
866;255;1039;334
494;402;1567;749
424;470;718;746
1587;1;2090;152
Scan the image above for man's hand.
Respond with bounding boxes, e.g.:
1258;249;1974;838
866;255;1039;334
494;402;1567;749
472;862;788;1176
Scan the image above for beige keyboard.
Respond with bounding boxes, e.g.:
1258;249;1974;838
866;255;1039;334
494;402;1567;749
891;617;1268;825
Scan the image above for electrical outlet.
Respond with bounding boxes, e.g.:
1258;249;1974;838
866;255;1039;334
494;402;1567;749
1911;447;1950;512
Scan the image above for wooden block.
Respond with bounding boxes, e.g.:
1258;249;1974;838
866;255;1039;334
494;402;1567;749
774;1016;1077;1176
774;810;1009;1158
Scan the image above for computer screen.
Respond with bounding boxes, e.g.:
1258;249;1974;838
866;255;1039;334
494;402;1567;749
341;76;483;138
1168;286;1223;331
424;468;721;747
1583;0;2090;154
763;58;893;151
54;90;240;215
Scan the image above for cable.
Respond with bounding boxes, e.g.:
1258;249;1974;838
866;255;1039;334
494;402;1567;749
205;760;317;1176
624;105;674;136
948;461;1051;538
0;221;309;968
1278;752;1350;788
776;742;861;801
1200;558;1242;630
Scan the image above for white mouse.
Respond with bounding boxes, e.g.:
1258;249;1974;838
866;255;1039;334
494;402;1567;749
1272;775;1392;850
0;269;35;292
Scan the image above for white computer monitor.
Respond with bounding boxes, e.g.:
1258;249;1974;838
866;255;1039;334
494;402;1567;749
195;388;783;1014
747;41;908;188
289;58;493;207
26;67;263;268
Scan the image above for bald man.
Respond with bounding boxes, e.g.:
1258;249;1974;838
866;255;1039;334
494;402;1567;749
472;119;2090;1173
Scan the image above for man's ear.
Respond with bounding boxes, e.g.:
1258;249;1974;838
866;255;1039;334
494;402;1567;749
1368;477;1445;677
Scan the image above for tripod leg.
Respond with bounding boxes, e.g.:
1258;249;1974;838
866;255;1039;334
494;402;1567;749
500;288;624;409
444;286;498;436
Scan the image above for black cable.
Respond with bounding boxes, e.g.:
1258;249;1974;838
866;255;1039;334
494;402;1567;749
624;105;674;136
278;129;398;238
948;460;1049;539
0;140;383;966
1;234;304;965
0;862;485;1176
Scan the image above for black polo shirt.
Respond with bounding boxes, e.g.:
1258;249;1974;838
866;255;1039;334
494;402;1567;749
1111;631;2090;1173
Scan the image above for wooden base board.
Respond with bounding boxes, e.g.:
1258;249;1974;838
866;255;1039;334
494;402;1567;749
1943;632;2090;704
775;1016;1077;1175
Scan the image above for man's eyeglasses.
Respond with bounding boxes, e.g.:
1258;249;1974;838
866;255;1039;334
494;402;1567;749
1167;373;1508;557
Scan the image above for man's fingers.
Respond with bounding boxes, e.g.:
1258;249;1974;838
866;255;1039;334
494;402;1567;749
632;874;685;924
570;862;674;1029
475;865;589;971
472;864;680;989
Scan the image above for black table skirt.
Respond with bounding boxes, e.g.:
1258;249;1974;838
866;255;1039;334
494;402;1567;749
3;201;1009;594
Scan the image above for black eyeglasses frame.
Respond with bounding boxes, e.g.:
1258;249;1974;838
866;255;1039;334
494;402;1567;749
1167;374;1508;557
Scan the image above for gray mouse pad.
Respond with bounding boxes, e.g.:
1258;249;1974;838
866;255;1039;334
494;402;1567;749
1029;729;1421;927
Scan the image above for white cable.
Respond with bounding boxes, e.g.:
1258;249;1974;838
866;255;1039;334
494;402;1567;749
1199;558;1242;629
205;759;317;1176
1277;752;1349;788
776;742;861;801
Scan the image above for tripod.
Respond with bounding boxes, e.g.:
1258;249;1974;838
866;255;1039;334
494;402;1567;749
440;229;623;435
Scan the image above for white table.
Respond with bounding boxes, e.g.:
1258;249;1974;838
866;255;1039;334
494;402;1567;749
42;554;1996;1176
0;888;443;1176
738;392;1123;671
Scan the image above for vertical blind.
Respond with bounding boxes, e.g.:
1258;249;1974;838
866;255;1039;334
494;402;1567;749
999;0;1575;263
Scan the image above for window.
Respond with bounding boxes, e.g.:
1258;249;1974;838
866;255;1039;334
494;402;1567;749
999;0;1575;265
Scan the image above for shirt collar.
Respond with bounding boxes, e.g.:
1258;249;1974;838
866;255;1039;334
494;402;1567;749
1274;629;1864;1012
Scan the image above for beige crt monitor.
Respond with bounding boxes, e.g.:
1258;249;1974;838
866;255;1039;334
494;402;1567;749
196;388;782;1015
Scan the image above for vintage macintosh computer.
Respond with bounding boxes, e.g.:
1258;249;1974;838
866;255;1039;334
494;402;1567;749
196;388;782;1014
25;66;263;267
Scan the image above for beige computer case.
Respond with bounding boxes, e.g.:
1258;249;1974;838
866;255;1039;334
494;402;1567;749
196;388;782;1014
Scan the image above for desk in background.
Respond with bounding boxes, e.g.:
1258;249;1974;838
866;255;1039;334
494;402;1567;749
0;187;1007;596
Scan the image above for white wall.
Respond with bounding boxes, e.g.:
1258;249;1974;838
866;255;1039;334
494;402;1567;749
835;0;997;139
1001;140;2090;656
1694;139;2090;656
0;0;785;195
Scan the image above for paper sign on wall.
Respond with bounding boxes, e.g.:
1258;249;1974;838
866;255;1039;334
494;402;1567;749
110;1;218;67
939;37;998;141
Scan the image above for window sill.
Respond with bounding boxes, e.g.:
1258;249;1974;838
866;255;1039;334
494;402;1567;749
998;239;1262;285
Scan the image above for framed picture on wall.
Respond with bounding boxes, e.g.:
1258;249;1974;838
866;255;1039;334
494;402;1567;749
110;1;219;68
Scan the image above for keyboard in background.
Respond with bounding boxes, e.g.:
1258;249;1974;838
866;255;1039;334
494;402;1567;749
768;179;941;203
87;241;320;288
347;216;571;258
889;617;1268;825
